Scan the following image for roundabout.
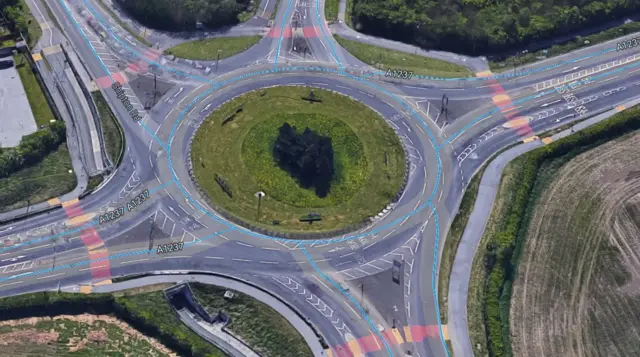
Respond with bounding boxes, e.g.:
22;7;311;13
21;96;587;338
189;86;407;234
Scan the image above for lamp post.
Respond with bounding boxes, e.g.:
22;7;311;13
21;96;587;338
255;191;265;220
215;50;222;73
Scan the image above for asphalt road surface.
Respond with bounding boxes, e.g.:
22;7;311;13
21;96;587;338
1;0;640;356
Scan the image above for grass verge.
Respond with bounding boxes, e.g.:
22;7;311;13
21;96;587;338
86;175;104;192
489;21;640;72
468;105;640;357
325;0;339;22
164;36;261;61
92;91;124;166
334;35;472;78
191;86;405;233
0;143;75;213
14;55;55;128
20;0;41;48
191;283;313;357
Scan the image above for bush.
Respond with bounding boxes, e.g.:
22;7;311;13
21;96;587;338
114;0;247;32
0;121;66;178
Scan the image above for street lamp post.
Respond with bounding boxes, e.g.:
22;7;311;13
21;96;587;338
216;50;222;73
255;191;265;220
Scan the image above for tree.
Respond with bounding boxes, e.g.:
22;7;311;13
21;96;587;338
273;123;334;197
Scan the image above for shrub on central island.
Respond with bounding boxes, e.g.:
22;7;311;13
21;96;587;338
273;123;335;197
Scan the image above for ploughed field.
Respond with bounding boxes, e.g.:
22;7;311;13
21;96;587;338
510;131;640;357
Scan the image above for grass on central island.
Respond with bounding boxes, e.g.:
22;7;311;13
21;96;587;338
163;36;262;61
191;86;405;233
334;35;473;78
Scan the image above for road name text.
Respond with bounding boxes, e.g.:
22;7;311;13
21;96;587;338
127;189;150;212
111;81;142;122
99;207;125;224
157;242;184;254
616;37;639;52
385;69;414;80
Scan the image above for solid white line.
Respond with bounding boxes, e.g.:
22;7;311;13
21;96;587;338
165;256;190;259
120;258;149;265
0;281;22;288
219;235;229;240
313;275;332;291
343;300;361;319
262;247;280;251
79;264;108;272
236;242;254;247
261;0;270;16
313;258;331;263
37;272;66;280
24;243;51;251
382;230;395;239
339;252;354;258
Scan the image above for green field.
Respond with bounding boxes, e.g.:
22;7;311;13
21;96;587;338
191;283;313;357
334;35;473;78
0;143;75;213
14;56;55;128
325;0;339;22
92;91;125;166
243;114;367;208
164;36;261;61
191;86;405;233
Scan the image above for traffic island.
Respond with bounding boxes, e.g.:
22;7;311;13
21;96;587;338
189;86;407;237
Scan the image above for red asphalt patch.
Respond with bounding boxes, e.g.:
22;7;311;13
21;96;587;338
302;26;318;37
61;202;111;282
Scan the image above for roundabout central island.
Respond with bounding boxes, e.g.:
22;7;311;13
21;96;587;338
189;86;407;236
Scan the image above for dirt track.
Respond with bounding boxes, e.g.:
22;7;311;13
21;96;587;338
510;131;640;357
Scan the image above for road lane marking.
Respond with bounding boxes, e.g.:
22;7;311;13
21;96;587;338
23;243;51;251
260;261;278;264
37;273;66;280
232;258;251;262
236;242;254;247
343;300;361;319
120;258;149;265
79;264;108;272
205;256;224;259
0;281;23;288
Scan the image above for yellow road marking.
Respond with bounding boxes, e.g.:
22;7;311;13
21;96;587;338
542;137;553;145
65;213;95;226
47;198;60;205
87;243;105;252
79;285;93;294
503;116;531;129
616;105;626;112
42;44;62;55
476;70;493;77
442;325;449;340
403;326;413;343
31;53;43;61
324;349;334;357
522;136;539;143
492;94;510;105
39;22;50;30
94;279;112;286
347;338;363;357
61;198;79;207
391;327;404;344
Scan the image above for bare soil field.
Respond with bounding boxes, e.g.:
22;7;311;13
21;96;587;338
510;131;640;357
0;314;175;357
